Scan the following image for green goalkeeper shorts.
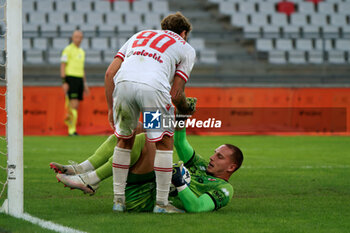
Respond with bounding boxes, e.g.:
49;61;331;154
125;172;156;212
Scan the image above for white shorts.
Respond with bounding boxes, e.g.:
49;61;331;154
113;81;175;142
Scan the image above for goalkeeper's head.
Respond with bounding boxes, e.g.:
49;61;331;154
206;144;244;181
161;12;192;41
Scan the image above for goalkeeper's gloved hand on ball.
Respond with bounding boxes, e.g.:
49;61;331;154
171;161;186;188
176;97;197;121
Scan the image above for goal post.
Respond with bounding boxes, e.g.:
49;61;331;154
5;0;23;217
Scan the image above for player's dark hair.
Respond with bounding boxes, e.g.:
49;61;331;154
161;12;192;36
224;144;243;173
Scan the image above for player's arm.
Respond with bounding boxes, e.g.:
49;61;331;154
170;75;192;115
172;164;215;212
178;187;215;213
174;127;194;164
104;57;123;130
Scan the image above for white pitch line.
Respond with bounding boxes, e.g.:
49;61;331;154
21;213;88;233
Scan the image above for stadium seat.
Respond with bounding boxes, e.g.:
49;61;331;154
239;2;256;14
133;1;150;13
80;38;90;50
330;15;347;27
290;13;308;26
91;38;109;50
23;38;32;50
268;50;287;64
22;0;35;13
25;50;44;64
36;1;54;12
327;50;346;64
322;26;339;39
310;14;327;26
296;39;313;51
105;14;123;26
199;50;218;64
67;13;85;25
263;25;281;38
277;1;295;16
251;14;268;26
94;1;112;13
85;50;102;64
103;50;117;63
244;25;261;38
231;13;249;27
297;2;315;13
219;2;236;15
86;12;104;25
335;39;350;51
52;38;69;50
271;13;288;27
189;38;205;51
256;39;274;52
47;12;66;25
144;14;162;29
74;1;93;13
59;25;78;37
302;25;320;38
151;1;169;13
55;0;74;12
318;2;335;14
258;2;275;14
29;12;46;24
113;1;131;13
315;39;333;51
276;39;293;51
289;50;306;64
33;38;48;50
308;50;324;64
337;3;350;14
47;49;61;64
125;13;142;26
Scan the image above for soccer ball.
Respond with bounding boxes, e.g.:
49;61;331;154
182;166;191;185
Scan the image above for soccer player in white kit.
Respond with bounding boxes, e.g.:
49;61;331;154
104;12;196;213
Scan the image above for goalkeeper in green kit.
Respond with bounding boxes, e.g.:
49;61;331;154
50;99;244;213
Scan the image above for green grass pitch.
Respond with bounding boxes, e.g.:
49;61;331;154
1;135;350;233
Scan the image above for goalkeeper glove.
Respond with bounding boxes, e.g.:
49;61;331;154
172;161;186;188
176;97;197;121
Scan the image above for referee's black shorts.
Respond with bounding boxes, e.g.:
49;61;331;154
66;76;84;101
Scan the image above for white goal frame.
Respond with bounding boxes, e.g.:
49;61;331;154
4;0;23;217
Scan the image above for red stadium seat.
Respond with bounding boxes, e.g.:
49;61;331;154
306;0;323;4
277;1;295;16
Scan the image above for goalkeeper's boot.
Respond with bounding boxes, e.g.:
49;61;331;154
56;173;99;195
153;203;185;213
50;161;81;175
113;198;126;212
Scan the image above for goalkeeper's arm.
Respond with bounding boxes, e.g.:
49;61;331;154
172;164;215;212
174;127;194;164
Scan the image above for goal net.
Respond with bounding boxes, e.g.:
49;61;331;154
0;0;23;217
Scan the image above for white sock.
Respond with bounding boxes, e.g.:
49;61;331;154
154;150;173;206
77;160;95;173
112;146;131;203
83;171;100;185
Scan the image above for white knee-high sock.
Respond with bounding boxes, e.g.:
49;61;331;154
154;150;173;206
112;146;131;203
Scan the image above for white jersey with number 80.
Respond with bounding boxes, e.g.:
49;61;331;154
114;30;196;92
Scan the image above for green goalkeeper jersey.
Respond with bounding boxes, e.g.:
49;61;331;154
170;128;234;212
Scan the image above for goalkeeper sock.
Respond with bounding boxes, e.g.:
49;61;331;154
154;150;173;206
87;135;117;169
112;146;131;203
95;156;113;181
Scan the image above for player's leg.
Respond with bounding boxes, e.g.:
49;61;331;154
112;81;140;211
50;134;117;175
140;86;175;211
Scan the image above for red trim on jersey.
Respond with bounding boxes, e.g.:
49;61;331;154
154;167;173;172
114;131;133;139
147;131;174;142
114;52;125;61
112;163;130;169
175;70;188;82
